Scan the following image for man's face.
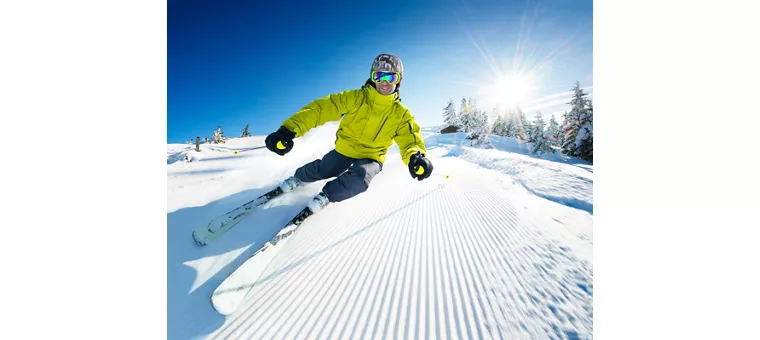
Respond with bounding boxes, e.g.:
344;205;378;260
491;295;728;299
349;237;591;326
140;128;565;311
375;80;396;95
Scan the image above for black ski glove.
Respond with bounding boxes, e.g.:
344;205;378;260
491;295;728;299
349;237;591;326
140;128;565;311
265;126;296;156
408;151;433;181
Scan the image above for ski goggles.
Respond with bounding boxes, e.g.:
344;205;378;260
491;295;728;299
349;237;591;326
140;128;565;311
371;71;401;85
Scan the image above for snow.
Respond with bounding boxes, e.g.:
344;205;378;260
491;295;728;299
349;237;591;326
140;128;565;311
168;123;593;339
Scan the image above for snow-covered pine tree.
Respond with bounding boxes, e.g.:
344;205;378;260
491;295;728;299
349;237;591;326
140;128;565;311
501;111;513;137
503;108;516;138
464;97;481;134
240;124;251;138
467;97;478;113
442;99;458;128
546;114;561;147
513;107;531;141
501;116;512;137
465;109;491;147
475;110;491;146
575;100;593;162
522;110;533;141
557;110;568;148
212;126;227;144
489;108;499;132
463;109;478;136
530;112;553;154
458;97;475;133
561;81;592;159
491;114;506;136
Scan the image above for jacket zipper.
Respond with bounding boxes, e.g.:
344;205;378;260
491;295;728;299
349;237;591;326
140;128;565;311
373;116;390;141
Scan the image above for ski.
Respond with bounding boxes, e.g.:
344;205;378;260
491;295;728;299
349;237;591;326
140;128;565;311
211;206;315;315
192;187;285;246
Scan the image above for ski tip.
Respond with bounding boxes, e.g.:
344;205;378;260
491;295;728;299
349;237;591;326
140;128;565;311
211;296;238;316
193;232;207;246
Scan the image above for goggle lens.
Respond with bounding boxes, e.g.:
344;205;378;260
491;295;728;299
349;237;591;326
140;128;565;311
371;71;400;84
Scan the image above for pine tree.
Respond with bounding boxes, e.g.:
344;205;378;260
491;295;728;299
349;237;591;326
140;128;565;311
503;108;516;138
463;109;477;135
522;110;533;141
476;110;491;146
575;100;593;162
240;124;251;138
530;112;553;154
467;97;478;113
459;97;474;133
212;126;227;144
491;114;506;136
546;114;561;147
557;110;568;148
467;109;491;147
513;107;531;141
442;99;459;127
561;81;592;160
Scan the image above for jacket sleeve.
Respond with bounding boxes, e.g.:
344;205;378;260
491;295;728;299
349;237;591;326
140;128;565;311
394;112;427;166
281;89;363;138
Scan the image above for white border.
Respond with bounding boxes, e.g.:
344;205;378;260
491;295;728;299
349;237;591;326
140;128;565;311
0;1;166;338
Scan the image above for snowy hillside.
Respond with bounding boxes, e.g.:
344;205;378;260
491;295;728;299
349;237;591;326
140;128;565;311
167;122;593;339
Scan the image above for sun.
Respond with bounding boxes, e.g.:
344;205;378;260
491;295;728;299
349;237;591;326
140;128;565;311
479;73;536;109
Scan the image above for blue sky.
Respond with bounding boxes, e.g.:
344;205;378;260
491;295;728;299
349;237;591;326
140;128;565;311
168;0;592;143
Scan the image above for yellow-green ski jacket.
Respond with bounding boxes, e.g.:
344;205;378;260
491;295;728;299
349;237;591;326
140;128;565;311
281;85;426;165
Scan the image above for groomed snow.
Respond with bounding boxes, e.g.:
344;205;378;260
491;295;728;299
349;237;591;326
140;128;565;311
168;122;593;339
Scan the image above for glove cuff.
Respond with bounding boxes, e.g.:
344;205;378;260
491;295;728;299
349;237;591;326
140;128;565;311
278;126;296;139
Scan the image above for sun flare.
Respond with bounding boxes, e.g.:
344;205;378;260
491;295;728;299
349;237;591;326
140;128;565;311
479;73;536;109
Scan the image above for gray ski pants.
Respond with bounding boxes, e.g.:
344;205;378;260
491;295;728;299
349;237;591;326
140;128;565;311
294;149;383;203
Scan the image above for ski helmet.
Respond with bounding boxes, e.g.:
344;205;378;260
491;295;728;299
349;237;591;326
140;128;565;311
371;54;404;78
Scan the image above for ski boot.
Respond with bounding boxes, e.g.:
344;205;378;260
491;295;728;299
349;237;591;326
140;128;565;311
278;176;304;193
307;191;330;214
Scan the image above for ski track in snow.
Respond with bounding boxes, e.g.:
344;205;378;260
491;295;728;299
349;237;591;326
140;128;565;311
204;164;592;340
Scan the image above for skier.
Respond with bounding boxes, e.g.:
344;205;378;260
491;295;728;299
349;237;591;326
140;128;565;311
264;53;434;214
